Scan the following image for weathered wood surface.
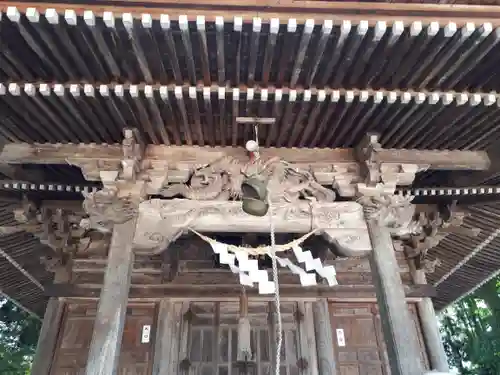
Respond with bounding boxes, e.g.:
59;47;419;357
328;302;429;375
31;298;64;375
0;143;489;171
46;283;437;299
69;265;413;285
367;219;424;375
84;218;137;375
135;199;372;254
313;300;337;375
0;2;499;29
152;301;183;375
183;301;300;374
50;302;155;375
297;302;319;375
411;264;450;372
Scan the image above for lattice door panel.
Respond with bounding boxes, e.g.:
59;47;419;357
186;301;300;375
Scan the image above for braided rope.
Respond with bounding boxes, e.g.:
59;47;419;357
189;228;318;255
268;197;283;375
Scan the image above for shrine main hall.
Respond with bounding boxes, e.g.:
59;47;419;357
2;1;500;375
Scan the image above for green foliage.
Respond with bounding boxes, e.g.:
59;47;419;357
440;277;500;374
0;299;41;375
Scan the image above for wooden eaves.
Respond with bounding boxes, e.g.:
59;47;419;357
3;0;500;25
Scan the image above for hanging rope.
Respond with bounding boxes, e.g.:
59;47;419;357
268;196;283;375
189;228;318;255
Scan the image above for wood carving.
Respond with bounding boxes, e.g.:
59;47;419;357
81;187;139;231
133;199;371;255
159;155;336;202
9;198;85;252
77;129;149;232
2;198;98;275
357;194;418;235
159;155;244;200
356;133;424;193
2;134;485;199
402;202;479;273
121;128;144;181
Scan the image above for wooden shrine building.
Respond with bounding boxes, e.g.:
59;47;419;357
4;1;500;375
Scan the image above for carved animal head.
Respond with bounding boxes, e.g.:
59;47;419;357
360;195;417;235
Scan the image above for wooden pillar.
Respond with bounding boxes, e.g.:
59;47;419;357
84;218;137;375
31;297;64;375
152;301;183;375
178;302;191;375
313;299;337;375
411;264;450;372
367;218;424;375
297;301;319;375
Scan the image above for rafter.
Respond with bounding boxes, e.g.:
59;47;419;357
2;1;500;25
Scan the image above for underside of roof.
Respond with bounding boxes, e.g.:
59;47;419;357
2;1;500;316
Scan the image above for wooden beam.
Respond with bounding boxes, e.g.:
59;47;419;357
31;298;64;375
0;143;489;171
2;0;500;26
45;283;437;299
454;147;500;186
84;218;137;375
367;218;424;375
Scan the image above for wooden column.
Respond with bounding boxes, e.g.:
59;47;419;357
297;302;319;375
152;301;183;375
367;218;424;375
84;218;137;375
313;299;337;375
411;264;450;372
31;297;64;375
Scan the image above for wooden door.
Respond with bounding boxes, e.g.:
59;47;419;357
185;301;301;375
50;302;156;375
329;303;386;375
328;302;429;375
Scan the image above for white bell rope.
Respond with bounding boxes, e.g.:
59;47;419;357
268;197;283;375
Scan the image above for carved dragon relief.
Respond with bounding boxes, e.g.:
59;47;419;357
80;187;139;232
158;156;336;203
357;194;418;236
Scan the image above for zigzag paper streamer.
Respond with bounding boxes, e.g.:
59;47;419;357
210;241;276;294
209;240;338;293
291;245;338;286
